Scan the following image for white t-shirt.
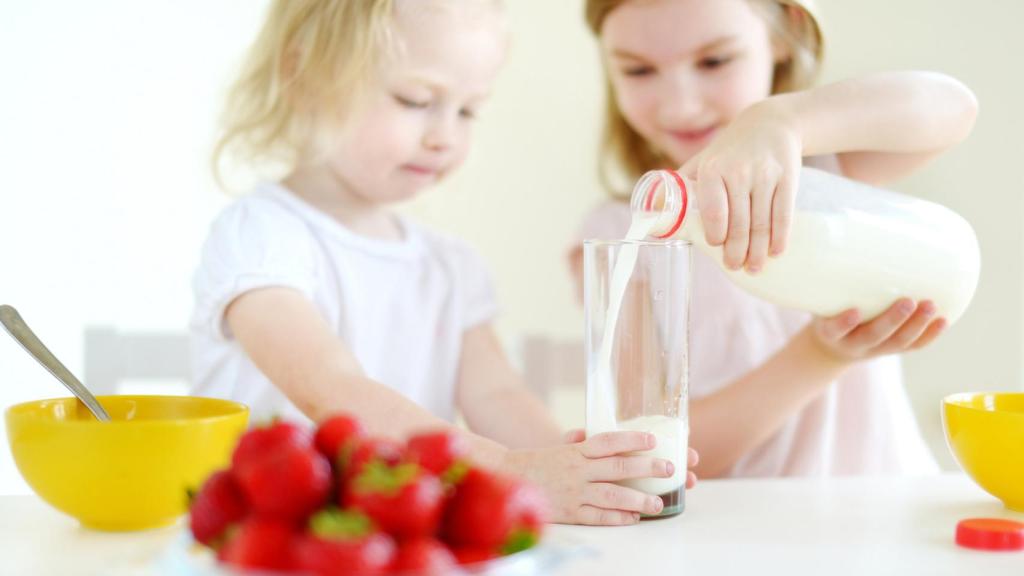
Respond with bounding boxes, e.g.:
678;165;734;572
577;199;939;477
190;182;497;424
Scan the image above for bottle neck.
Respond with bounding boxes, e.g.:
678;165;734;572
629;170;689;238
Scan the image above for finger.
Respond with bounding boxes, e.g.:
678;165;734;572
770;158;798;256
584;456;674;482
722;173;751;270
679;156;699;180
686;471;697;489
583;483;664;515
563;429;586;444
909;317;947;350
870;300;937;355
579;431;655;458
696;169;729;246
842;299;916;350
815;309;861;343
575;505;640;526
687;448;699;468
745;171;774;273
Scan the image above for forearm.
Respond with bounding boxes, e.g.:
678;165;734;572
766;71;977;156
689;327;850;477
279;366;510;469
462;383;563;449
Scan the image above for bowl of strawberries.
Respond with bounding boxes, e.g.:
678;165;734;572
179;413;561;575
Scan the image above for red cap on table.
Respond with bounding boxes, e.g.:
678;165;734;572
955;518;1024;551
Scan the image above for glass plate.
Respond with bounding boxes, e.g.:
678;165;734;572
154;531;595;576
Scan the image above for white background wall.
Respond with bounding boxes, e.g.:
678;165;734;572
1;0;1021;494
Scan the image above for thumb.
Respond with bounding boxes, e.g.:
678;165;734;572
562;429;586;444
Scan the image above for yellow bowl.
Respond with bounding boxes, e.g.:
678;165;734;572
5;395;248;531
943;392;1024;512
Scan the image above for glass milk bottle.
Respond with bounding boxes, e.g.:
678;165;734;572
630;167;981;324
584;239;690;517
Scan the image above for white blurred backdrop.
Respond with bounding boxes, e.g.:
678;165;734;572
1;0;1022;494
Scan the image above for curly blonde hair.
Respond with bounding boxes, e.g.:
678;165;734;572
211;0;399;189
586;0;825;197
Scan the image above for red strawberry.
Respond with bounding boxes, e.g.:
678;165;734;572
217;517;295;572
232;420;310;473
406;430;469;481
293;508;396;576
344;437;406;480
234;445;332;520
343;461;444;540
188;469;247;548
392;538;458;575
442;468;547;554
314;414;366;465
450;546;499;566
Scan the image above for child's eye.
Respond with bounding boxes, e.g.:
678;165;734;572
698;55;734;71
459;107;477;120
394;94;430;109
622;65;656;77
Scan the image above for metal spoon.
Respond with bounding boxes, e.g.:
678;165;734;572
0;304;111;421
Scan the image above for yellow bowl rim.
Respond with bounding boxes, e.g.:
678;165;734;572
942;391;1024;419
4;394;249;428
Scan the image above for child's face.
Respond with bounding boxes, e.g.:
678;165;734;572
326;1;506;204
602;0;779;166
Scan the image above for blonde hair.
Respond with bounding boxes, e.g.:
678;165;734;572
212;0;396;189
586;0;825;197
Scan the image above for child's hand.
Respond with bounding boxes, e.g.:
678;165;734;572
810;298;946;362
679;101;802;274
503;431;680;525
563;429;698;489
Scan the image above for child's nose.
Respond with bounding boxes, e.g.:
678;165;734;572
423;114;457;151
659;75;703;124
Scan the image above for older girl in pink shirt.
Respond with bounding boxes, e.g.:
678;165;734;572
571;0;977;477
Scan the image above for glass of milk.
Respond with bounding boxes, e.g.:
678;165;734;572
583;238;690;517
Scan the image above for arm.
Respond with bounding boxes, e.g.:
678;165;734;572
690;299;945;478
226;287;509;468
456;323;563;449
682;71;977;271
773;70;978;184
227;287;676;524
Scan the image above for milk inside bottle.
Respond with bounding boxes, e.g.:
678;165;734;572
630;167;981;323
584;236;690;517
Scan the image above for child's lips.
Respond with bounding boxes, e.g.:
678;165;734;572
402;164;442;178
669;126;717;144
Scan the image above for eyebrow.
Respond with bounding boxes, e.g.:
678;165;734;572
610;35;740;61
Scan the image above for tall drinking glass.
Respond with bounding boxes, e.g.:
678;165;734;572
584;239;690;517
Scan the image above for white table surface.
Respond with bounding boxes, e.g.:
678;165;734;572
1;473;1021;576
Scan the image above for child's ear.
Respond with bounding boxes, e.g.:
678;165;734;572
771;5;805;64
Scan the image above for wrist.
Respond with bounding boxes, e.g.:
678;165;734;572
466;433;513;473
755;93;805;151
794;324;854;372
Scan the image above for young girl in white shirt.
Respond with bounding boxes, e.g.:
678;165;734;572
192;0;695;525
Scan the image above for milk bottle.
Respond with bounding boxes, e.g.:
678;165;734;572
630;167;980;323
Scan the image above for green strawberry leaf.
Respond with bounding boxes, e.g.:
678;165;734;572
501;528;539;555
309;507;374;539
353;461;419;495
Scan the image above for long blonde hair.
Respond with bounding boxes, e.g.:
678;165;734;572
586;0;825;197
212;0;395;189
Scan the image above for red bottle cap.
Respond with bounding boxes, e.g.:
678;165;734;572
955;518;1024;551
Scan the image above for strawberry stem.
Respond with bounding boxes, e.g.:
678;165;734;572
308;507;374;539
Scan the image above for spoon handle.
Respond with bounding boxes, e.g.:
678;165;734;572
0;305;111;421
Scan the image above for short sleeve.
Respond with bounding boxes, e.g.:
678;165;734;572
448;240;497;330
192;197;319;341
